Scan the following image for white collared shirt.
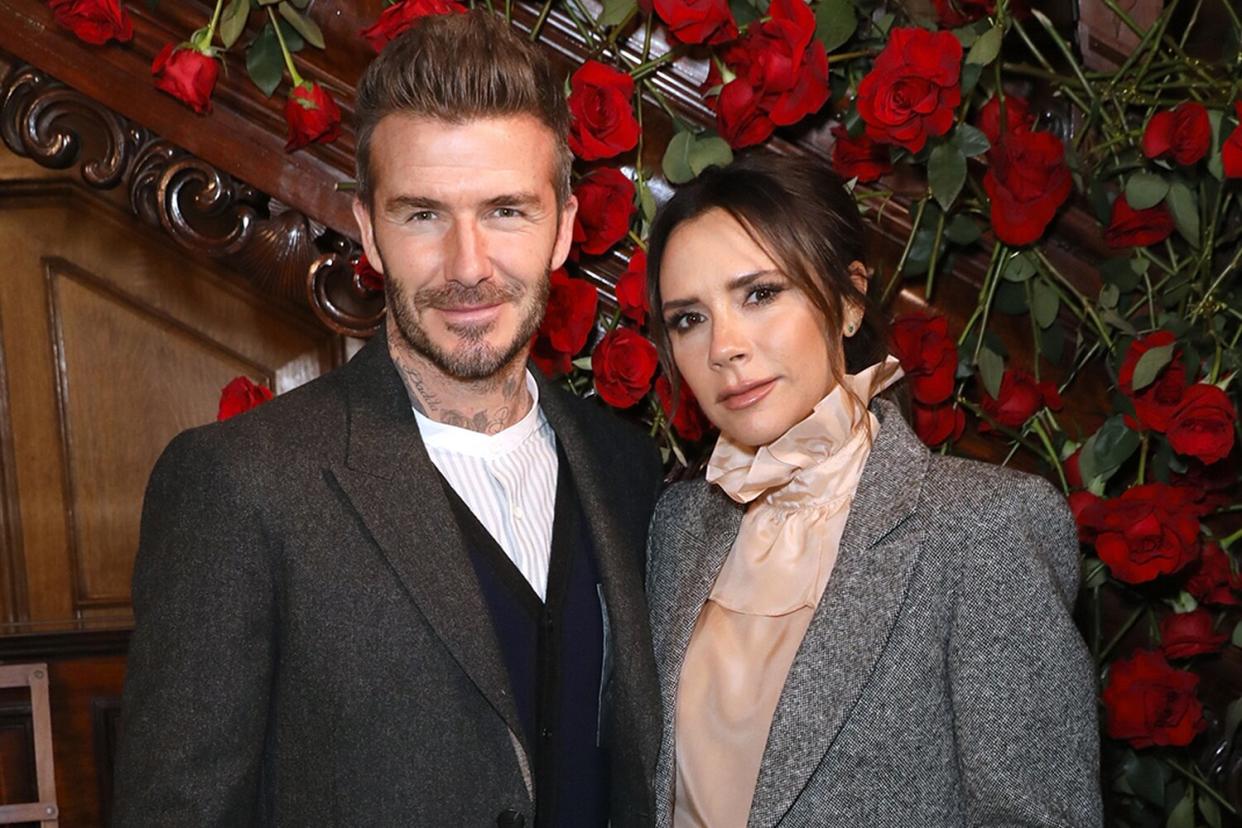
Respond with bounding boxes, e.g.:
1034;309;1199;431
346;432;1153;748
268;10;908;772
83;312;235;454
413;371;558;601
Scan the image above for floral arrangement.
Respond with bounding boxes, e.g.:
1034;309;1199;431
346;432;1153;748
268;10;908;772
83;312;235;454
51;0;1242;821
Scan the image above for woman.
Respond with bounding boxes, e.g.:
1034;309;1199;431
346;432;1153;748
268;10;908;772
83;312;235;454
643;154;1101;828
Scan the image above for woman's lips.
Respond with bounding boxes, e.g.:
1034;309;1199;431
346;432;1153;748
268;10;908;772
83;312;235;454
719;378;777;411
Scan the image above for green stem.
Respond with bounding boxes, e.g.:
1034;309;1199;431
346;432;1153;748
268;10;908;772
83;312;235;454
1099;605;1146;663
1033;250;1115;349
529;0;555;41
206;0;225;41
925;209;947;301
1167;761;1239;817
1030;419;1068;492
1136;433;1149;485
1221;526;1242;551
971;246;1008;365
268;7;303;87
881;199;927;305
631;47;684;80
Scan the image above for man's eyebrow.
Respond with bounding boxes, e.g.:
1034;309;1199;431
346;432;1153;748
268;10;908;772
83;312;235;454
660;270;777;313
480;191;543;210
384;194;447;213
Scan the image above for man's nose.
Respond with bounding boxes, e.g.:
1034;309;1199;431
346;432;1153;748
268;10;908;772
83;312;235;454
448;219;492;286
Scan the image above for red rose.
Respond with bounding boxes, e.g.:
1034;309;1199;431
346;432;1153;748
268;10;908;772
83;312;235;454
572;168;636;256
1225;102;1242;179
1186;543;1242;607
713;79;776;149
1081;483;1202;584
1118;331;1188;432
983;130;1072;246
1064;447;1083;489
360;0;466;51
1167;383;1237;465
592;328;658;408
218;376;273;421
152;44;219;115
830;125;892;183
656;375;709;442
1104;196;1175;249
856;28;962;153
976;94;1034;146
1142;102;1211;166
284;82;342;152
532;268;598;377
1160;609;1227;659
1102;649;1205;749
653;0;737;45
978;369;1062;431
931;0;993;26
912;401;965;447
49;0;132;45
1068;491;1102;544
890;314;957;405
354;253;384;293
568;61;640;162
616;250;649;326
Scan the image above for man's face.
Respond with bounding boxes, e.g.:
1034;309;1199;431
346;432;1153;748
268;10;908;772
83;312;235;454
354;114;577;381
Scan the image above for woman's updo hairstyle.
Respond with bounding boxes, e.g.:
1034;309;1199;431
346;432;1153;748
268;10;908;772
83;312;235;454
645;152;889;403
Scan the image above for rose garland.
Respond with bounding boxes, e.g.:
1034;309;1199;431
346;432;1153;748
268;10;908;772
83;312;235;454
51;0;1242;820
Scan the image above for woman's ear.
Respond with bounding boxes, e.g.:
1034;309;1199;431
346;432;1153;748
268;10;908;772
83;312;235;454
843;260;871;338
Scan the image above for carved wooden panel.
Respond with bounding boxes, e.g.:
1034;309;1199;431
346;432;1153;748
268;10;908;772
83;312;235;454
0;691;37;811
0;149;341;630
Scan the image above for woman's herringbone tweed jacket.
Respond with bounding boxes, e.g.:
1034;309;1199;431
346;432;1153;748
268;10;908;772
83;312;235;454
646;399;1103;828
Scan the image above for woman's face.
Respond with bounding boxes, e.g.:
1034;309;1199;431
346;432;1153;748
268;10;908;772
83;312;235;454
658;208;840;448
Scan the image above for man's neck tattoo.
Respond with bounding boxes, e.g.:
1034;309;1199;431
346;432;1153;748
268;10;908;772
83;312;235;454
394;351;531;435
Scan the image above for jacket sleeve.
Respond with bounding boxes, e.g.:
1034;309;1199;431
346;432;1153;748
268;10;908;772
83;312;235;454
112;428;276;826
948;475;1103;828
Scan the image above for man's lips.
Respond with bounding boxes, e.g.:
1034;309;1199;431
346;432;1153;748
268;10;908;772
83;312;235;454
437;303;503;325
718;378;777;410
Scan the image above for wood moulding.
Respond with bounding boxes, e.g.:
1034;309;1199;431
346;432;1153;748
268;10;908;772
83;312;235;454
0;59;384;337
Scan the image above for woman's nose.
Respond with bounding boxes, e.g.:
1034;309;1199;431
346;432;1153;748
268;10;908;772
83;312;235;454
709;318;749;368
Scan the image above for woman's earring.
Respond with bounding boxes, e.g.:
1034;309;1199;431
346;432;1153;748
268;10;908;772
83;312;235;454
846;322;856;335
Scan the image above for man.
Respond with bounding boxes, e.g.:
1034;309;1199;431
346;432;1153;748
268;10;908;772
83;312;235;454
113;11;663;826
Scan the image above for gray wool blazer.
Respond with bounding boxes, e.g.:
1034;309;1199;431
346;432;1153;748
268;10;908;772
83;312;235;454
113;330;663;826
647;400;1103;828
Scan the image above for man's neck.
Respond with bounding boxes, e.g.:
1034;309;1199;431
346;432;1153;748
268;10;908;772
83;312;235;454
389;334;532;436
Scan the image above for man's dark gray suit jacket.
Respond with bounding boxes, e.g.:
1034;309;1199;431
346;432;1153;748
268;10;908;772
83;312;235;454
112;330;664;826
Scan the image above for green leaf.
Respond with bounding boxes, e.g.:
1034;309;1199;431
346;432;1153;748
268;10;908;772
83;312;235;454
1099;283;1120;309
1199;792;1221;828
1131;342;1175;391
1208;152;1225;181
220;0;251;48
945;214;981;246
598;0;637;27
1233;621;1242;648
1083;557;1107;589
1166;786;1194;828
999;252;1036;283
1079;415;1140;489
1168;591;1198;613
994;281;1028;315
278;2;324;49
1166;181;1200;246
687;135;732;176
966;25;1004;66
959;63;983;96
662;131;696;184
1100;257;1142;291
729;0;761;26
952;124;990;158
638;178;657;224
245;23;284;97
1125;172;1169;210
814;0;857;52
1031;277;1059;328
571;355;593;370
928;143;967;212
976;345;1004;399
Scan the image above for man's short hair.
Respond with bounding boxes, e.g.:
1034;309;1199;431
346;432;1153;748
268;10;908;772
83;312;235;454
354;10;573;209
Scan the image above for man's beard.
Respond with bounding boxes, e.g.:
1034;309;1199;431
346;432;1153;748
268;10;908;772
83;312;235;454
381;253;550;382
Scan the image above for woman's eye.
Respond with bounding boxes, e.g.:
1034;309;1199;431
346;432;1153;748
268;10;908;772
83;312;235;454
666;312;704;331
746;283;784;305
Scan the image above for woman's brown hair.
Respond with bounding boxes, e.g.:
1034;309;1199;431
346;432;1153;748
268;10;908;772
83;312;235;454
645;152;892;416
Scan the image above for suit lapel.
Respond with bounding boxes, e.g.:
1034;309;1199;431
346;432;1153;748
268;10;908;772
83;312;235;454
650;482;743;817
327;332;528;761
747;401;929;827
536;375;663;778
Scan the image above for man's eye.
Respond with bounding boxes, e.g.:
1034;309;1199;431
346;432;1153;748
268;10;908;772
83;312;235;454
493;207;524;219
407;210;437;222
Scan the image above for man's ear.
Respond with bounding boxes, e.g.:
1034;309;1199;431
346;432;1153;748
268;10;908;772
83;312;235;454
352;197;383;272
550;194;579;271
